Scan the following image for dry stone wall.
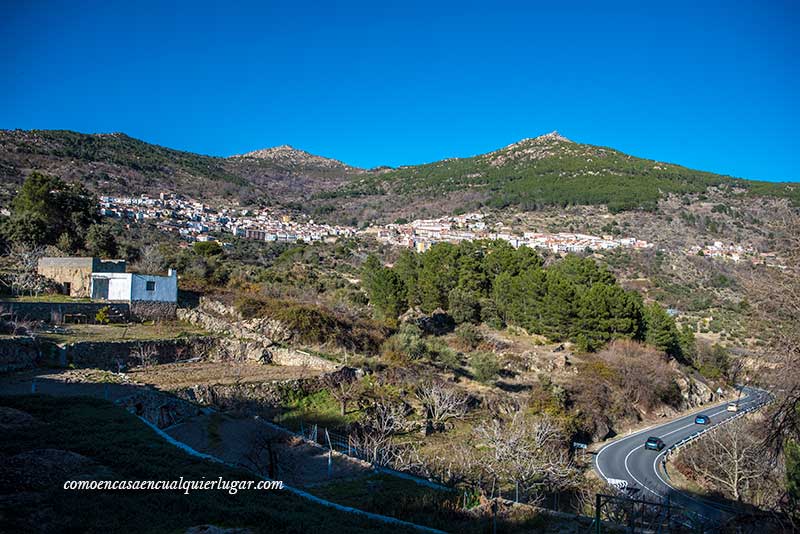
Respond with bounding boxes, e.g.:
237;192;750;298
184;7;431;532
64;337;218;370
173;367;356;413
115;390;203;429
0;301;130;323
0;336;43;372
178;298;339;371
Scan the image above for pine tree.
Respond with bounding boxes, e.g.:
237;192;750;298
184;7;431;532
394;249;419;306
643;303;681;356
370;267;407;320
576;283;644;350
448;287;480;324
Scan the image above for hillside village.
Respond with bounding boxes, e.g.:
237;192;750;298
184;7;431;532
102;193;785;268
101;193;658;254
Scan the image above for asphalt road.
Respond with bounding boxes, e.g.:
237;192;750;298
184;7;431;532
593;386;770;522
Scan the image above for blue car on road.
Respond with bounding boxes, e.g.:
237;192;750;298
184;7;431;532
644;436;665;451
694;414;710;425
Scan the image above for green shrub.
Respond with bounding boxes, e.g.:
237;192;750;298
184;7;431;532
470;352;500;383
447;287;480;324
427;339;461;370
381;324;428;364
193;240;223;257
455;324;482;350
234;296;388;354
95;306;111;325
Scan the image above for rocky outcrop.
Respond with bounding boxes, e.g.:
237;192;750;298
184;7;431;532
675;373;719;407
399;307;455;336
178;298;339;371
231;144;360;174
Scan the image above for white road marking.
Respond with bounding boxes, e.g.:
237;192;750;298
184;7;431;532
598;388;765;505
594;394;740;483
624;445;661;497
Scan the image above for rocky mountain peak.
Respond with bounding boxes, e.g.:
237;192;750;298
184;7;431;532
535;130;572;143
230;144;359;171
484;131;575;166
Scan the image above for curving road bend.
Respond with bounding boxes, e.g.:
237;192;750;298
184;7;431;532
593;386;770;522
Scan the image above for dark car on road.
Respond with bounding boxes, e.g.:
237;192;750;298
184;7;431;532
694;414;710;425
644;436;665;451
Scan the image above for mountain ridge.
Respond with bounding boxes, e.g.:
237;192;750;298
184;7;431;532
0;129;796;219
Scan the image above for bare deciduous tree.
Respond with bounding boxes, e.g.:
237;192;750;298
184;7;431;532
598;339;678;411
240;426;288;480
681;419;774;501
134;244;165;275
6;243;48;297
414;379;468;434
350;400;408;465
130;342;158;368
324;371;360;417
475;411;576;503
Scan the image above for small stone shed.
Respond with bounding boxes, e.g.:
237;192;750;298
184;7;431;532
37;257;127;297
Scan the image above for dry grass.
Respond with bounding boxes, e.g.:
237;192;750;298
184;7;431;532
32;321;208;344
128;360;324;389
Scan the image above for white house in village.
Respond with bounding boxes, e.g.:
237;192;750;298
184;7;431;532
90;269;178;303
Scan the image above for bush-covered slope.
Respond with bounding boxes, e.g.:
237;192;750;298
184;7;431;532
0;130;359;205
324;132;799;214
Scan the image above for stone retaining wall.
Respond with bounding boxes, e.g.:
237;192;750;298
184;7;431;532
65;336;218;370
129;301;178;321
174;367;356;413
115;390;204;429
0;301;130;324
0;336;43;373
178;297;340;372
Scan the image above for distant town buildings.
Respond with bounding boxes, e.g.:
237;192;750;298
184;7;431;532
98;195;658;255
689;241;781;266
366;213;654;254
99;193;354;244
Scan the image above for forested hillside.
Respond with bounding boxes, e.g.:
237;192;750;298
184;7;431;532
317;132;799;220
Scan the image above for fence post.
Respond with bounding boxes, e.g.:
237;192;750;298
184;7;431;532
325;429;333;478
595;494;602;534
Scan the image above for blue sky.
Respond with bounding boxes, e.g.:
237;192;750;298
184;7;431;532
2;1;797;182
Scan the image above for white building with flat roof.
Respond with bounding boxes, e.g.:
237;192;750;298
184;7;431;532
90;269;178;303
